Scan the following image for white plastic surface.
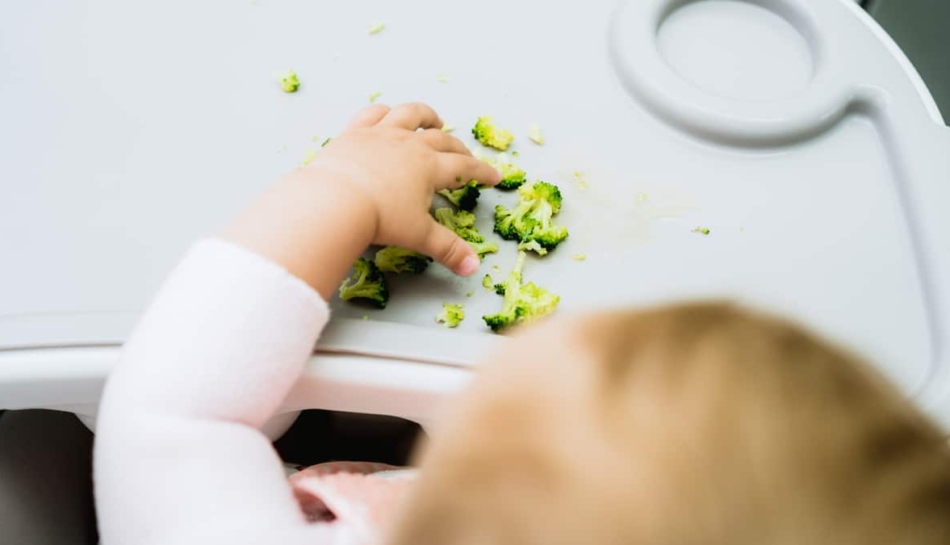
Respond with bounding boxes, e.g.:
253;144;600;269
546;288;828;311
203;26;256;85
1;0;949;425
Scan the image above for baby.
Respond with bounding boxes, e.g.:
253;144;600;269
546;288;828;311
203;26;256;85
391;304;950;545
93;103;950;545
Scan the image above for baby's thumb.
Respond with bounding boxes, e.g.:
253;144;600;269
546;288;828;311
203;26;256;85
422;222;481;277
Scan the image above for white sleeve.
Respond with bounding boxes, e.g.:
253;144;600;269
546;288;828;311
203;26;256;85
94;239;340;545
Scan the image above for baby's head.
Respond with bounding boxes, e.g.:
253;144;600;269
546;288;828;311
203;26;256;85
389;302;950;545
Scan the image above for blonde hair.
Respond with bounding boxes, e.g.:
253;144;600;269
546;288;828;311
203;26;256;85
389;303;950;545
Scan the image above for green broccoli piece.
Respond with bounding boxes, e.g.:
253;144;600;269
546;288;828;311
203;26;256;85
436;302;465;328
481;153;527;190
468;239;499;259
435;208;483;243
435;207;498;258
497;162;527;190
434;207;499;258
279;69;300;93
437;181;481;211
482;252;560;332
493;181;569;255
374;246;432;274
482;274;494;290
472;116;514;151
338;257;389;308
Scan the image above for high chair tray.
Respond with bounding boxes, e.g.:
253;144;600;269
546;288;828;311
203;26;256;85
2;0;950;426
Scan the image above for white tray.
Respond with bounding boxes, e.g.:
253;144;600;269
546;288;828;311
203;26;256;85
2;0;949;428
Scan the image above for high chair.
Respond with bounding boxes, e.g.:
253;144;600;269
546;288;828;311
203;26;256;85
2;0;950;543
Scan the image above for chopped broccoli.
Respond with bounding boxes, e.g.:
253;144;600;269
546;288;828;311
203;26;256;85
493;181;569;255
368;22;385;35
374;246;432;274
279;70;300;93
468;239;499;259
482;274;494;290
472;116;514;151
436;302;465;328
435;208;482;242
441;123;455;133
369;91;382;103
571;253;587;262
466;291;474;297
321;137;332;148
338;257;389;308
301;149;318;166
692;226;711;235
481;153;527;190
527;123;545;145
482;252;560;332
517;240;545;255
435;207;498;259
437;181;480;211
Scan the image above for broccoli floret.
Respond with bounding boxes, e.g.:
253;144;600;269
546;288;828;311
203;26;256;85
498;163;528;190
493;181;569;255
436;302;465;328
468;239;499;259
435;207;498;258
481;153;527;190
435;208;483;243
437;181;481;211
472;116;514;151
434;208;498;258
279;69;300;93
374;246;432;274
482;252;560;332
338;257;389;308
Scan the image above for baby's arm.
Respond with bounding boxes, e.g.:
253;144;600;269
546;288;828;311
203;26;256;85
94;104;500;545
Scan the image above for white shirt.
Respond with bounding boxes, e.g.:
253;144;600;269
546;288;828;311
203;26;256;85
95;239;358;544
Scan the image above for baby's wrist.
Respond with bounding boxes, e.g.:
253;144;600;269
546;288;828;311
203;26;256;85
222;167;377;298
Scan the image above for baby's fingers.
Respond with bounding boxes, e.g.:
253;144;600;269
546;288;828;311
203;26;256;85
436;154;502;190
418;129;472;155
420;222;481;277
380;102;443;130
346;104;392;130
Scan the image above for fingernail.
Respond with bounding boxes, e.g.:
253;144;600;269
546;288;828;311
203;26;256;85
458;255;480;276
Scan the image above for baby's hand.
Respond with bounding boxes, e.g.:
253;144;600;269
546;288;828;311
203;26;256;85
223;103;501;299
314;103;502;274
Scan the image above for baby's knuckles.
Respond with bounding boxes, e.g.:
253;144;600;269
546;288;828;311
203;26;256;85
305;127;443;246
